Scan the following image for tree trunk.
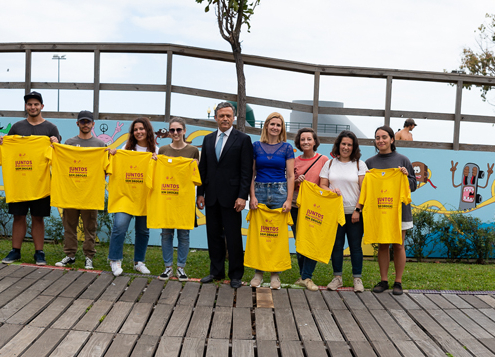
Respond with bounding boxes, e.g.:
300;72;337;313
232;44;246;132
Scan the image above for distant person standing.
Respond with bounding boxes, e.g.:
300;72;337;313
1;91;60;265
395;118;417;141
55;110;105;270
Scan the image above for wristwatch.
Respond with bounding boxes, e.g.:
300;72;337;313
354;207;362;213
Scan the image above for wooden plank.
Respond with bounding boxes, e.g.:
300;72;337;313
390;293;420;310
407;294;439;310
313;309;345;342
312;71;320;132
21;328;68;357
235;286;253;308
98;276;130;302
332;309;367;341
426;308;472;339
142;303;174;336
177;282;200;306
59;272;97;299
139;279;165;304
305;290;327;311
96;301;134;333
232;307;252;340
180;337;205;357
49;330;91;357
293;308;322;342
280;340;304;357
440;293;472;309
7;294;54;325
256;340;278;357
51;298;94;330
93;49;100;119
0;264;22;277
351;309;389;342
459;294;492;309
481;307;495;322
425;294;456;309
9;265;37;278
459;339;495;357
78;273;114;300
205;339;230;357
130;335;160;357
444;308;493;339
326;341;353;357
195;283;216;307
274;308;299;341
120;302;153;335
453;79;463;151
349;341;378;357
25;48;32;93
408;310;453;340
216;284;234;307
232;340;255;357
186;306;212;339
0;323;23;348
372;310;411;341
370;340;402;357
303;341;328;357
104;334;138;357
29;296;74;328
165;50;173;122
255;308;276;341
158;280;182;305
73;300;113;331
436;338;478;357
25;267;53;280
77;331;113;357
0;325;44;356
384;75;392;126
256;287;274;308
155;336;182;357
462;308;495;336
476;295;495;308
209;306;232;339
41;269;65;283
322;290;347;310
388;310;430;341
272;289;291;309
289;289;309;310
164;305;194;337
411;340;445;357
41;270;82;296
0;276;36;307
340;291;366;310
479;338;495;354
0;276;20;294
372;292;402;310
120;277;148;302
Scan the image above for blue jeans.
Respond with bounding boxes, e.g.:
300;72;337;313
108;212;149;262
291;207;317;280
161;229;190;267
254;182;287;209
331;213;363;277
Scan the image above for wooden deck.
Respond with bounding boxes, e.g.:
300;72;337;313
0;265;495;356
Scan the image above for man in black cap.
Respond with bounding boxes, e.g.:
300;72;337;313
395;118;417;141
55;110;105;269
1;91;60;265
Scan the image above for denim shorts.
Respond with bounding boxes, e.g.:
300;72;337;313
254;182;287;209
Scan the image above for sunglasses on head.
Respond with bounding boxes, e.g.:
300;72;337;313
169;128;183;133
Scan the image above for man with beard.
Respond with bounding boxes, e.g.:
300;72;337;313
55;110;105;269
1;91;60;265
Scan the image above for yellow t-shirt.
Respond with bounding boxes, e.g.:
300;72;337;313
107;150;152;216
244;204;293;272
0;135;52;203
359;168;411;244
295;180;346;264
51;144;109;210
146;155;202;229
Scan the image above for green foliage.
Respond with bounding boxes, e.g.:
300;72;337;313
44;215;64;243
405;206;439;261
466;223;495;264
96;194;113;242
0;196;12;238
196;0;260;32
438;213;475;262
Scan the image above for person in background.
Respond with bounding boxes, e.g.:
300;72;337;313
158;117;199;282
395;118;416;141
107;117;158;276
249;112;294;290
320;130;367;293
55;110;105;270
291;128;329;291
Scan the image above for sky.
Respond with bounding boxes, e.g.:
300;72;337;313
1;0;495;144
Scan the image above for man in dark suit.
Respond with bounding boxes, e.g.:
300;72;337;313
197;102;253;288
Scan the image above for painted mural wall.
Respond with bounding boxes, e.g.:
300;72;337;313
1;117;494;257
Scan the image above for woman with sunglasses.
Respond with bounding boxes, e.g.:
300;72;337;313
157;117;199;282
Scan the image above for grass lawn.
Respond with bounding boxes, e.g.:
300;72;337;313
1;238;494;291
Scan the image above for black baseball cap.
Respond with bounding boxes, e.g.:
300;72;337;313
77;110;94;122
24;91;43;104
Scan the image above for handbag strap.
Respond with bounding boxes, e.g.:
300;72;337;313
303;154;322;175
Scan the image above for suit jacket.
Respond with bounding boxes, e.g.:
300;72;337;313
197;128;253;208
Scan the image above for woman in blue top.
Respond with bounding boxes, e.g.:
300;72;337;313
249;112;295;289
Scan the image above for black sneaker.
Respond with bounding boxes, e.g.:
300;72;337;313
176;267;188;282
2;249;20;264
34;251;46;266
392;282;403;295
55;256;76;267
159;267;173;281
372;281;389;293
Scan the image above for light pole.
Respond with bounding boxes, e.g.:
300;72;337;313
52;54;66;111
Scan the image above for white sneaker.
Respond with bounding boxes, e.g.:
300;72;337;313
327;276;343;290
353;277;364;293
110;260;123;277
134;261;150;274
250;272;263;287
85;257;94;270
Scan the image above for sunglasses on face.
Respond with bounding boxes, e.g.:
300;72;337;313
169;128;183;134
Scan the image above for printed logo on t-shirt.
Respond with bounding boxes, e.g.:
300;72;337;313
15;153;32;171
260;223;279;240
305;207;324;226
377;196;393;209
69;160;88;178
161;183;179;195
